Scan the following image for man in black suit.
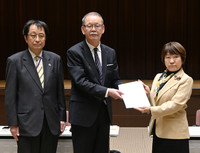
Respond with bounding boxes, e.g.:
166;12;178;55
67;12;123;153
5;20;66;153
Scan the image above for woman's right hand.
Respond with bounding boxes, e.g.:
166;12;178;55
138;80;150;95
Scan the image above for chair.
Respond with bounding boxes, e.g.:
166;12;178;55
196;109;200;126
66;110;71;126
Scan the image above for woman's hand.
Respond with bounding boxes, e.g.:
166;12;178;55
138;80;150;95
134;106;151;114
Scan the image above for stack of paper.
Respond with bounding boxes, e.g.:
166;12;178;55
118;81;150;108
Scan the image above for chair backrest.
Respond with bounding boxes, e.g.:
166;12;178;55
66;111;71;126
196;109;200;126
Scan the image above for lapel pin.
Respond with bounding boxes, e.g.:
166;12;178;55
174;75;181;80
48;63;51;66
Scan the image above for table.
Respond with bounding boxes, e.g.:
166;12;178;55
0;125;119;137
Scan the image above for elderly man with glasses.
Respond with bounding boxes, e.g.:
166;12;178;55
67;12;123;153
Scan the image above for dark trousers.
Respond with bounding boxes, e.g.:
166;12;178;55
17;116;58;153
72;103;110;153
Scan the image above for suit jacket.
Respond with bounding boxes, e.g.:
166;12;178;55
67;40;121;127
149;68;193;139
5;49;66;136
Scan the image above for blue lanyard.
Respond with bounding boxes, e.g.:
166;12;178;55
36;57;42;69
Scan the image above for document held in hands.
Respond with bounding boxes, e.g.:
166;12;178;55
118;81;150;109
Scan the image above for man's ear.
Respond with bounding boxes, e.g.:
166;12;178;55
24;35;28;43
102;24;105;34
81;26;85;35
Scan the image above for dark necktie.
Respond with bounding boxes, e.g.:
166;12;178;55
94;48;107;104
94;48;103;84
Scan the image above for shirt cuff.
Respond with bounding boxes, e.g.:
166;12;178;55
105;88;109;97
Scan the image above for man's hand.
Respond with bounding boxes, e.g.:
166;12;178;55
108;88;123;100
10;125;19;141
59;121;66;136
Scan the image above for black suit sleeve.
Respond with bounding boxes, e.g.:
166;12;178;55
5;58;18;126
57;57;66;121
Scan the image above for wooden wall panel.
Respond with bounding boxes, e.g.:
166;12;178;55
187;0;200;78
0;89;7;125
0;0;200;80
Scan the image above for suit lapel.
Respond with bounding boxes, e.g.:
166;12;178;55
150;74;161;106
82;41;102;84
101;45;107;85
22;49;43;91
42;51;52;89
156;69;184;102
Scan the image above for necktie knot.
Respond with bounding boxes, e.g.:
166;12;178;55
35;56;42;63
94;48;100;65
94;47;98;53
35;56;38;61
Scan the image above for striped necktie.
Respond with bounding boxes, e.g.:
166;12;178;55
35;56;44;88
94;48;103;84
94;48;107;104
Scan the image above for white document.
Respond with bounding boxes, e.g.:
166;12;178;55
118;81;150;109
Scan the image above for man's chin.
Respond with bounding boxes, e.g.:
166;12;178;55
32;48;43;52
89;37;99;41
33;46;42;50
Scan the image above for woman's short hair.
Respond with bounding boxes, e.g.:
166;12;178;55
161;41;186;64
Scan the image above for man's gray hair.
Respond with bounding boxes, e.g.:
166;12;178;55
82;12;104;25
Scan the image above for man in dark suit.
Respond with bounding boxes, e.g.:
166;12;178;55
5;20;66;153
67;12;123;153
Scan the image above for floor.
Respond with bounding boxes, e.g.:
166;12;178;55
0;127;200;153
110;127;200;153
110;127;152;153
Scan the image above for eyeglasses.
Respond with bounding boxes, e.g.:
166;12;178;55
83;24;103;30
28;33;45;40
